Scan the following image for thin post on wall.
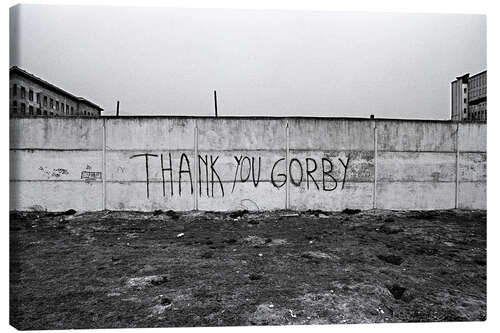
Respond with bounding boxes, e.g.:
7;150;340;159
116;100;120;117
213;90;218;118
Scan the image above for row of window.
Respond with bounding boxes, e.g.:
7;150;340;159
469;76;486;89
469;88;486;99
467;110;486;121
12;83;76;115
11;101;95;117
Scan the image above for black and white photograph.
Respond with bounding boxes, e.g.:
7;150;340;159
7;1;490;330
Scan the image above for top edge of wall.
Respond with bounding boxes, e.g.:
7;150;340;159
11;115;486;124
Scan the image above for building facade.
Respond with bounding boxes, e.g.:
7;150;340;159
9;66;103;117
451;70;487;122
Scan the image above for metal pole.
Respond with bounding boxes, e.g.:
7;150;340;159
213;90;218;117
116;100;120;117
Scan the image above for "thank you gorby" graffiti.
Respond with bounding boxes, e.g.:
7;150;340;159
129;153;351;198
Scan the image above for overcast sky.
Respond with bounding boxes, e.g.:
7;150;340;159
10;5;486;119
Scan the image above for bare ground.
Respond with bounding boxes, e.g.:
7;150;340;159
10;209;486;329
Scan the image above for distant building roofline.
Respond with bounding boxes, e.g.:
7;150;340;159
453;69;486;83
470;70;487;79
9;66;103;111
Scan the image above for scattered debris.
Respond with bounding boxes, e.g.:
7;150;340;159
176;233;185;238
158;295;172;306
474;259;486;266
229;210;249;219
63;209;77;216
342;208;361;215
201;252;213;259
387;284;407;300
153;209;163;216
377;254;404;265
288;309;297;318
166;210;180;220
378;224;403;234
301;251;332;260
106;292;121;297
306;209;326;217
139;264;155;273
243;235;267;247
267;238;287;246
150;303;171;316
281;213;299;217
248;273;263;281
410;211;436;220
248;303;284;325
415;247;438;256
126;275;169;289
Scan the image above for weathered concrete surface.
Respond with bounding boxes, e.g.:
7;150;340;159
9;117;486;211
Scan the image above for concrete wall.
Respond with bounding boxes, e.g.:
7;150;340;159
10;117;486;212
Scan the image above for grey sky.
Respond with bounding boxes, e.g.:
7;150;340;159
10;5;486;119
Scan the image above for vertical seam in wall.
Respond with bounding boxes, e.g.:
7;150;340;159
455;122;460;209
373;120;377;209
102;118;107;211
285;121;290;210
194;121;199;211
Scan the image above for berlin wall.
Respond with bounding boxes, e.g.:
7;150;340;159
9;116;486;212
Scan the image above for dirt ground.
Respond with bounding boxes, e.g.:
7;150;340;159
10;209;486;329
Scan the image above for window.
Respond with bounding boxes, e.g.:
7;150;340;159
29;89;33;101
61;103;65;113
12;84;17;97
56;101;59;110
50;98;54;108
464;109;467;114
50;112;54;116
463;98;467;103
12;101;17;113
70;107;74;115
43;96;48;106
21;87;26;99
36;108;41;115
29;105;34;115
21;103;26;114
43;110;47;116
36;93;40;104
66;105;69;113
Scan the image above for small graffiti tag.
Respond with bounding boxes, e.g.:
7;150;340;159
81;171;102;181
39;166;69;178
